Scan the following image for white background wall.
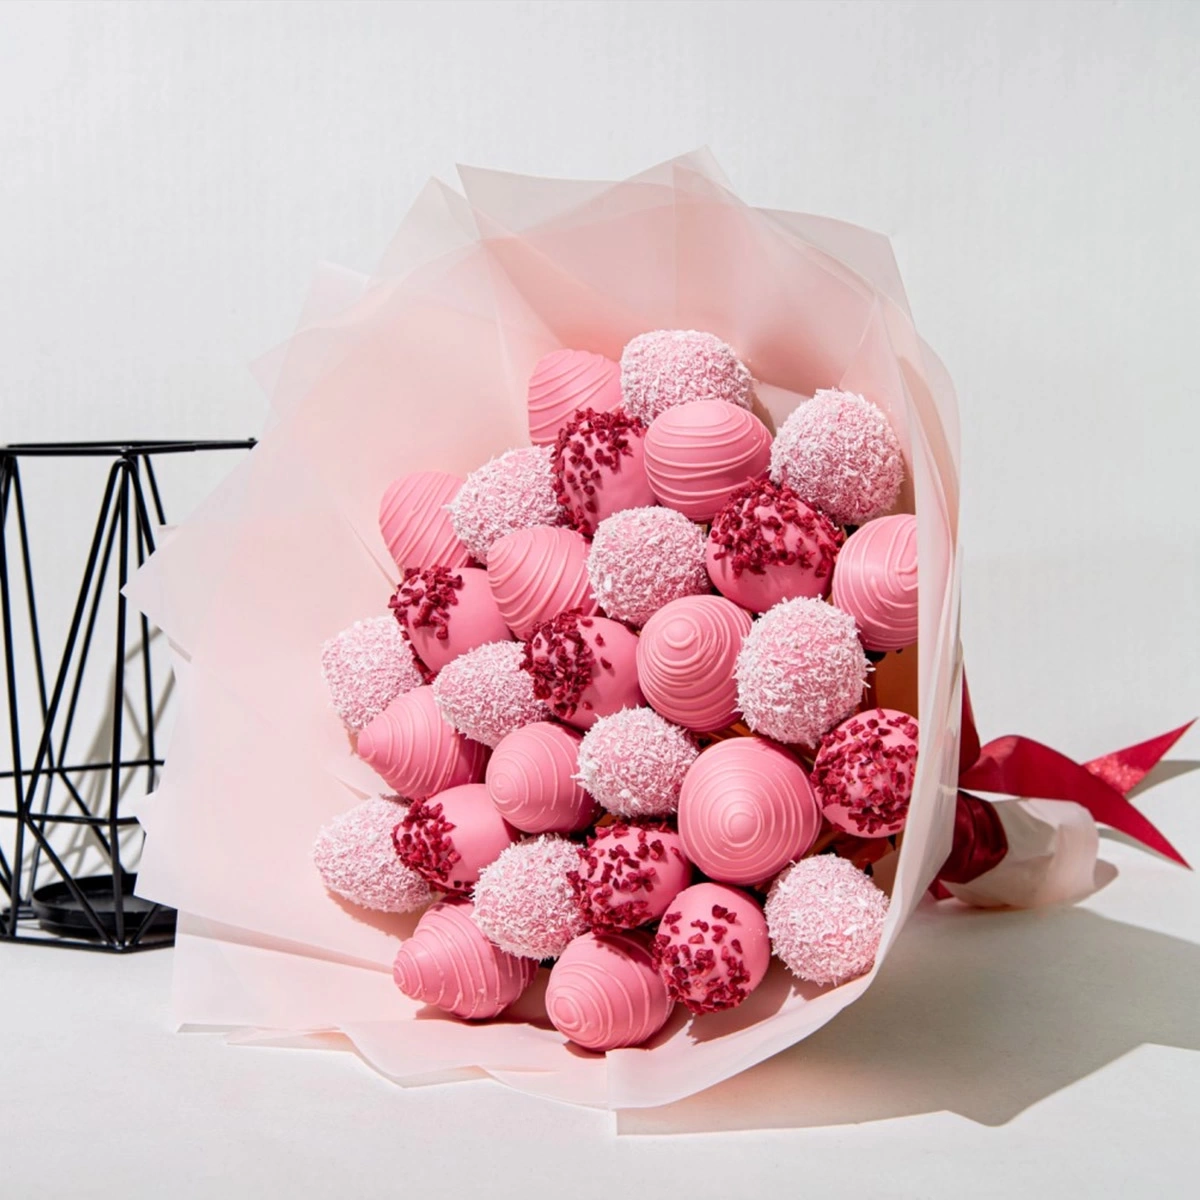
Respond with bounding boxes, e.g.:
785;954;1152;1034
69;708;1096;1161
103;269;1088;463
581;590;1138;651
3;0;1196;762
1;4;1197;1193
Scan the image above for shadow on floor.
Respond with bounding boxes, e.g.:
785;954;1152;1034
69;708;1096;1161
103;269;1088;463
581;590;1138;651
618;898;1200;1134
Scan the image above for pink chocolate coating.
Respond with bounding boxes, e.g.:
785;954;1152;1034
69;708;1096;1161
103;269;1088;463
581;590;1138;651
472;835;590;960
393;900;536;1020
389;565;511;675
644;400;773;522
765;855;889;986
486;721;598;834
831;514;918;652
706;477;844;614
620;330;754;425
379;470;471;574
527;348;623;446
312;796;433;914
636;595;751;733
545;929;674;1051
393;782;519;895
553;407;656;534
735;597;869;746
812;708;918;837
575;707;698;819
678;738;820;885
487;525;597;640
586;506;711;627
432;640;550;748
522;612;643;731
571;822;692;932
356;685;488;800
321;615;424;732
653;883;770;1013
769;389;905;526
449;447;563;564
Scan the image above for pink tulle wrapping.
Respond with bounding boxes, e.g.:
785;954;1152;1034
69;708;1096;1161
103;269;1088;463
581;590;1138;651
127;151;971;1110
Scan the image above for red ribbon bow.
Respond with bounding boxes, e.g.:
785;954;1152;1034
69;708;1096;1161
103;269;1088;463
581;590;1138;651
937;680;1193;889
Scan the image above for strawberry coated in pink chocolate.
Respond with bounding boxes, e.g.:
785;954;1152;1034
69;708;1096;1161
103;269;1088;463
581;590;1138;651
552;406;655;535
520;610;642;730
812;708;919;837
653;882;770;1014
706;476;844;613
570;822;692;932
389;565;511;675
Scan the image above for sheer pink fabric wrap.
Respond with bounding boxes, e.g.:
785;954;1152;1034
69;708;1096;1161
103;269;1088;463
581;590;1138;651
126;153;976;1108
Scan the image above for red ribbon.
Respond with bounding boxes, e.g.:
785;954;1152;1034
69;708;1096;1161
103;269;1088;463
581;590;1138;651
935;678;1193;889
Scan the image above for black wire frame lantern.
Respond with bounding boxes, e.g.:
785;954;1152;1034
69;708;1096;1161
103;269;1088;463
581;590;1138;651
1;440;255;952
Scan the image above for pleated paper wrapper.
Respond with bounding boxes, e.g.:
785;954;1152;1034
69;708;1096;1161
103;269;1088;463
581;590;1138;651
126;152;969;1109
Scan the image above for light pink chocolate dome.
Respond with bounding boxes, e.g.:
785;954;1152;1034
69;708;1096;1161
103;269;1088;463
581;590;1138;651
393;900;536;1020
389;566;511;675
378;470;471;574
620;330;754;425
521;612;643;731
552;407;656;534
766;856;889;986
678;738;820;885
355;685;488;800
432;640;549;748
735;597;869;746
575;707;698;819
812;708;919;837
586;506;711;627
571;822;692;932
831;514;918;652
769;389;904;526
643;400;773;522
393;782;519;895
636;595;751;733
706;477;844;614
527;348;623;447
486;525;597;640
653;882;770;1014
545;930;674;1051
485;721;598;834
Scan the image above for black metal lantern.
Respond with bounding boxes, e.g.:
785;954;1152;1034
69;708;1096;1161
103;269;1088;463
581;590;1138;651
1;440;254;951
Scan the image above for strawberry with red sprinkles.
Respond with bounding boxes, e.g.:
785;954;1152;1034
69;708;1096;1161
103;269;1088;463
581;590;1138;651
652;882;771;1014
520;609;643;731
706;476;844;613
393;783;519;895
569;821;692;932
552;406;655;534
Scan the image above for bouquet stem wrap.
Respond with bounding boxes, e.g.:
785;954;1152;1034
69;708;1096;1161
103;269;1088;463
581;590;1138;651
125;153;1188;1109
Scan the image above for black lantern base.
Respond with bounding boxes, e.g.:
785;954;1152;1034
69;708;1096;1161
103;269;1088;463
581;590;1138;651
9;873;177;945
1;440;253;952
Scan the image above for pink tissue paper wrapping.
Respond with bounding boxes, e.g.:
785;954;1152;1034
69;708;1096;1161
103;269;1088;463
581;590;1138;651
126;152;975;1109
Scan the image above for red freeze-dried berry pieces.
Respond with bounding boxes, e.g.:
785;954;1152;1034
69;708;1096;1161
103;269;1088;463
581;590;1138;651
652;901;754;1015
812;710;919;835
709;475;844;578
392;798;464;892
389;566;465;639
388;565;466;680
520;609;599;720
552;407;645;532
569;821;678;933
